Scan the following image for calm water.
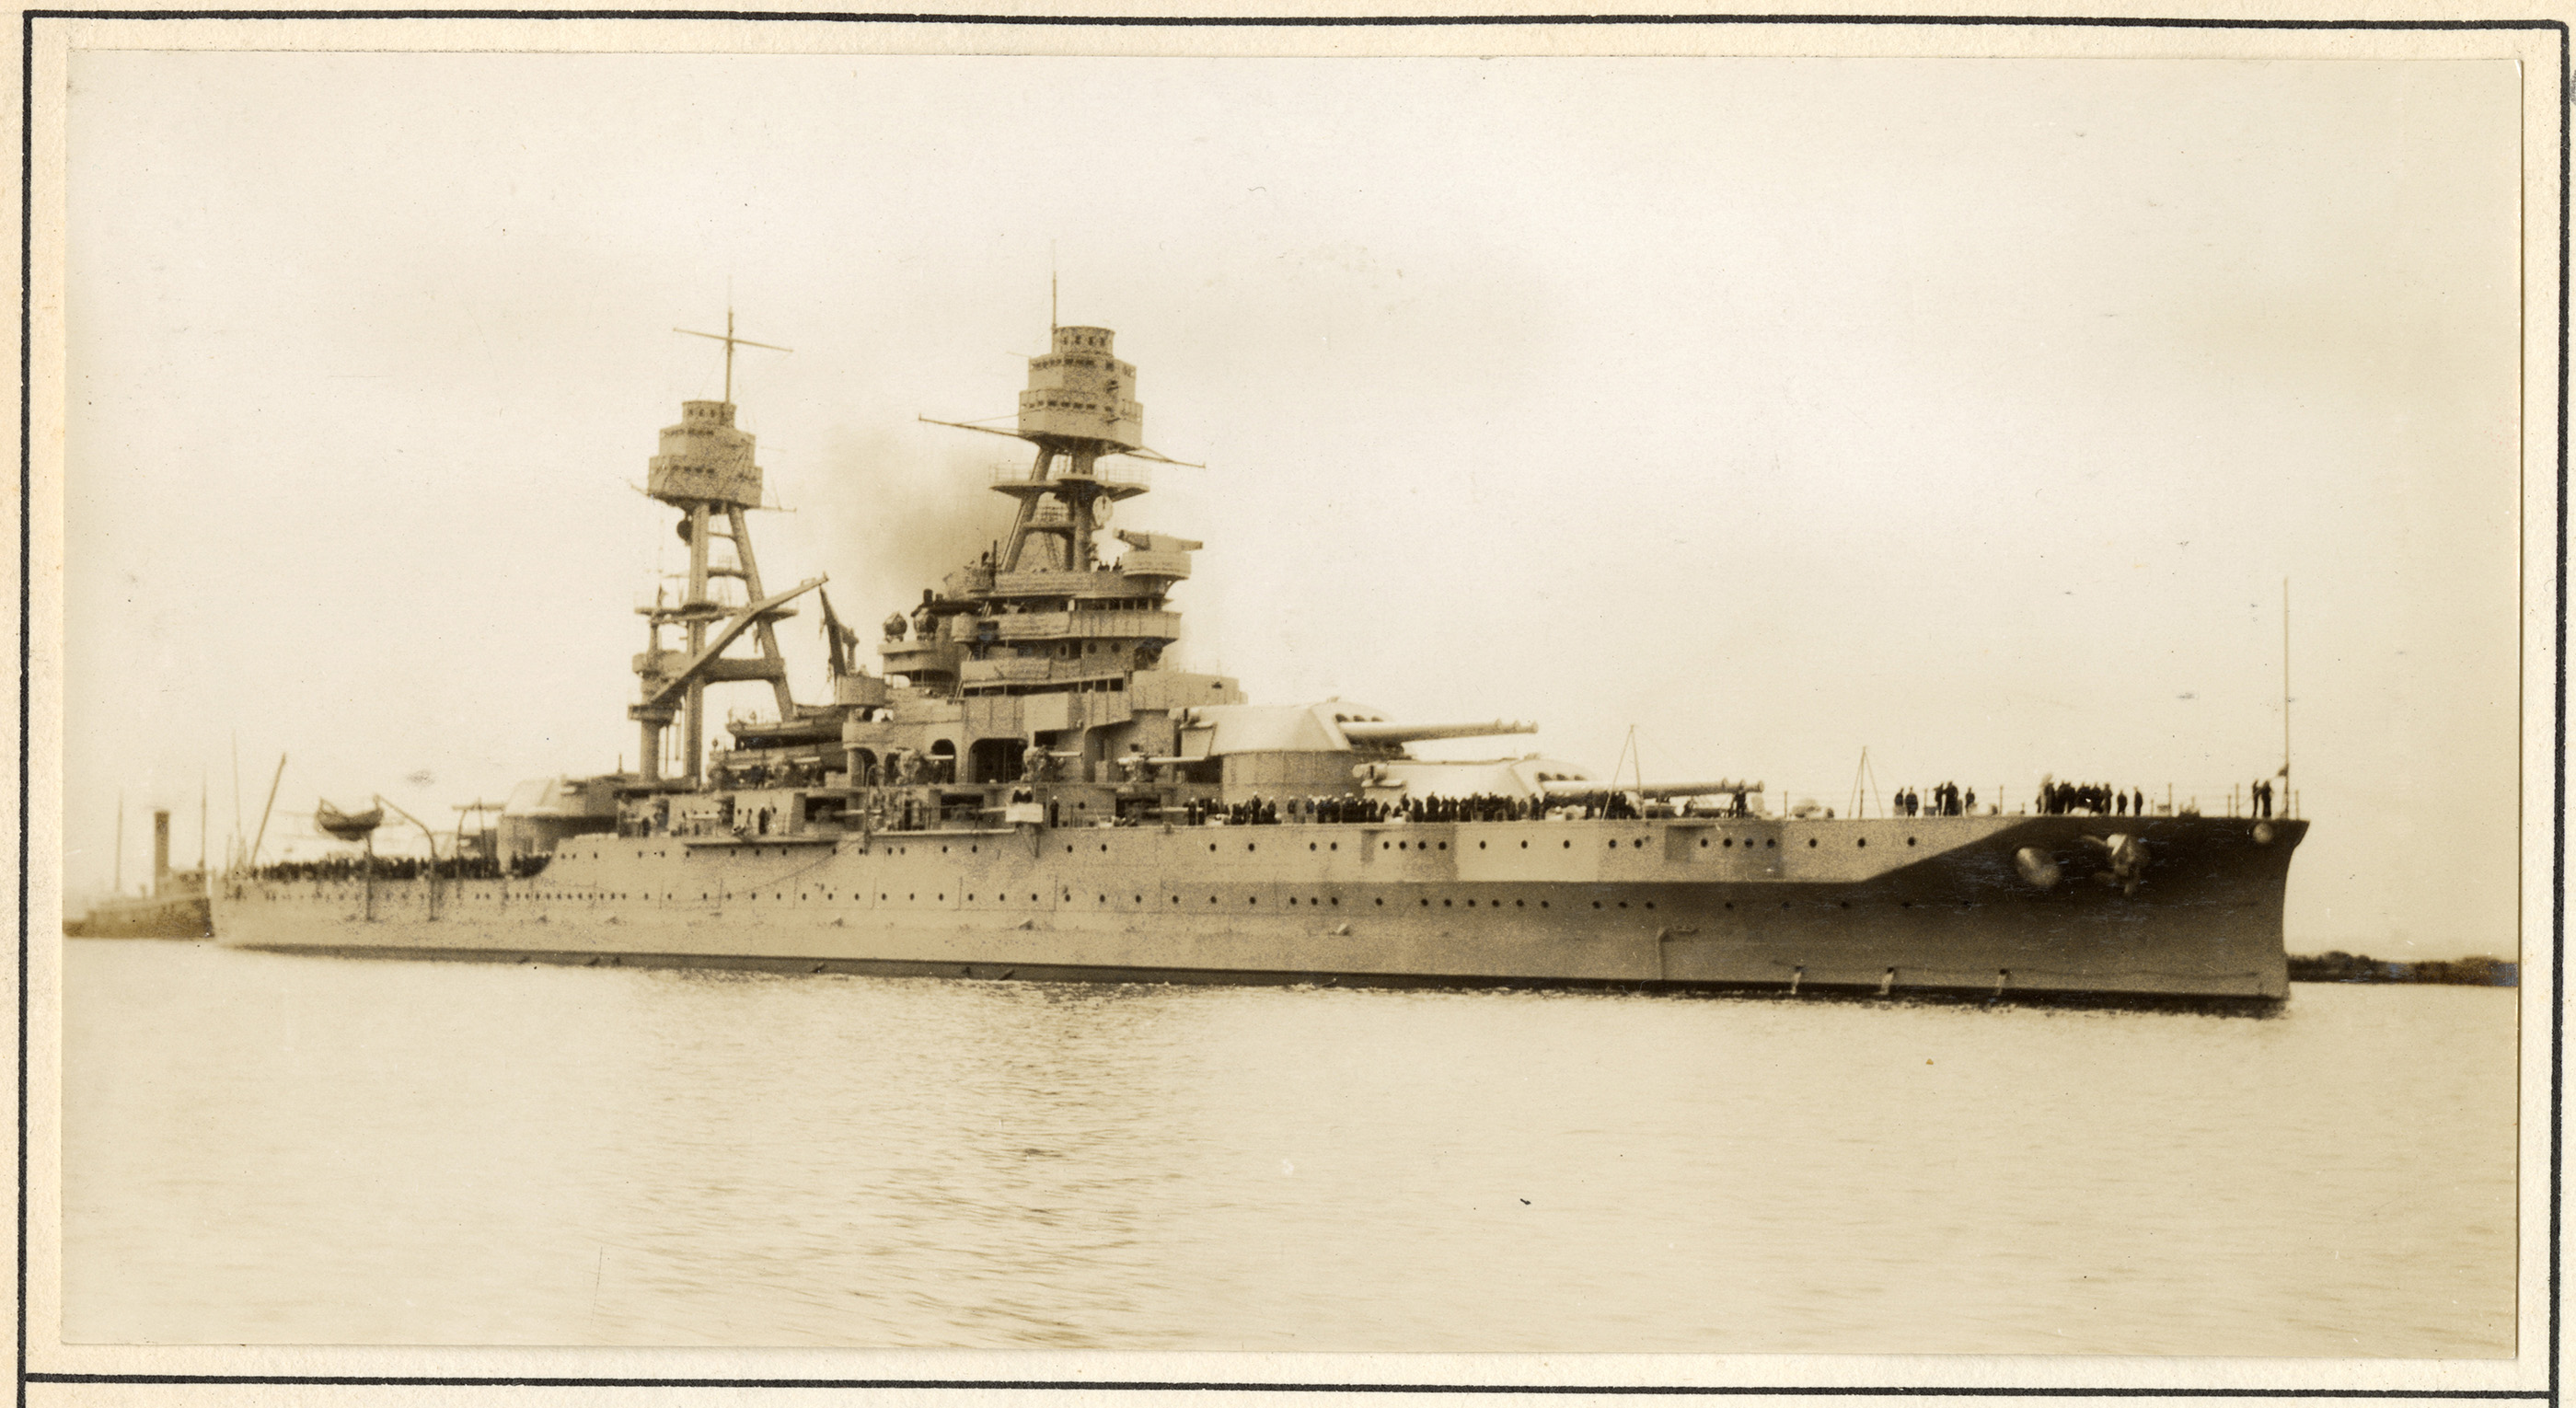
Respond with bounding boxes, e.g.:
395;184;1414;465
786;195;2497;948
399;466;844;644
63;940;2517;1354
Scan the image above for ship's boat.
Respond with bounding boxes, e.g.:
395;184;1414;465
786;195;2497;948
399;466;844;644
313;801;384;843
212;317;2307;1007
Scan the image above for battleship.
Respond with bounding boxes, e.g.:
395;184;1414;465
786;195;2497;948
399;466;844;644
214;316;2308;1005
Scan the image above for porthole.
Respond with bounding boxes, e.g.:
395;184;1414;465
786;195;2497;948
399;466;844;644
1564;840;1572;849
1808;838;1819;848
1592;901;1602;909
1633;838;1645;848
1767;839;1776;848
1420;898;1430;906
1618;901;1629;909
1247;843;1256;852
1907;837;1918;847
1329;897;1340;906
1209;843;1219;852
1699;839;1708;848
1438;842;1448;850
1515;899;1525;907
1375;898;1384;906
1310;843;1318;851
1443;899;1453;907
1541;900;1550;908
1519;840;1528;849
1479;841;1486;849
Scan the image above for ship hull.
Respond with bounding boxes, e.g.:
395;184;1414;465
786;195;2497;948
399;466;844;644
64;894;213;940
213;814;2303;1005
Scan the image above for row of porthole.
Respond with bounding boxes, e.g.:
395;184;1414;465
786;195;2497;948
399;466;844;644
639;891;1689;911
523;889;1970;912
605;829;1909;866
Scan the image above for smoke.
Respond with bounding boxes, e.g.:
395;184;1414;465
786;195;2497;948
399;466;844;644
795;422;1019;639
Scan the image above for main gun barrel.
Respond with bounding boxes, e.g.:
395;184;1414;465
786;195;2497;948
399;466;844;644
1542;779;1763;800
1339;720;1538;745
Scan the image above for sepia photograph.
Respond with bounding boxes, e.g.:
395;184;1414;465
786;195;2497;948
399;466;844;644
25;7;2555;1391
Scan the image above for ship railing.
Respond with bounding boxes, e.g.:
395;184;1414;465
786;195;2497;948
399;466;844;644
993;609;1182;642
989;457;1153;490
1802;779;2303;821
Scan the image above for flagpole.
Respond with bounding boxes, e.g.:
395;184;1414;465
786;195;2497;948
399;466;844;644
2281;577;2292;808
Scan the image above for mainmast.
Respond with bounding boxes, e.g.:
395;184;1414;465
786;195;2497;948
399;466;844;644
991;326;1152;571
629;312;820;786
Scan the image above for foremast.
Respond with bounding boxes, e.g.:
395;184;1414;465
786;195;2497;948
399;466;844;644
628;313;823;786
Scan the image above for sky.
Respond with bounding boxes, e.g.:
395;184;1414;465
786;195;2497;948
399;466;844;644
57;49;2529;957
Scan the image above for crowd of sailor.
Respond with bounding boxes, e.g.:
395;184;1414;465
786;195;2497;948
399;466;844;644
2039;780;2148;815
1157;791;1754;826
714;755;835;790
1893;783;1974;816
1176;791;1557;826
242;854;551;883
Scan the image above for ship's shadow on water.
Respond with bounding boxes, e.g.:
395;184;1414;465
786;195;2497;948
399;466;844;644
283;939;2293;1018
64;941;2510;1353
358;941;2297;1019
